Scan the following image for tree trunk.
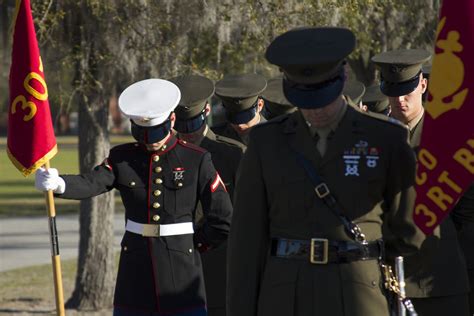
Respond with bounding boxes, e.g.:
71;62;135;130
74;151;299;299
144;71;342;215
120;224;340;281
65;6;116;308
66;92;115;310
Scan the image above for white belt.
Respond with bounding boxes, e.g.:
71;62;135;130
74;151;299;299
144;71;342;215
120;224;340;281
125;219;194;237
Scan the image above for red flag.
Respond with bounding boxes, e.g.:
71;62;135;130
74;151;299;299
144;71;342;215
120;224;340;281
7;0;57;177
414;0;474;234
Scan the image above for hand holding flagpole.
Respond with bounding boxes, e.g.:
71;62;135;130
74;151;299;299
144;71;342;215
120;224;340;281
44;161;66;316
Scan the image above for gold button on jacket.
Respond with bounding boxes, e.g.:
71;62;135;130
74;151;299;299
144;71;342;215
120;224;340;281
57;135;233;313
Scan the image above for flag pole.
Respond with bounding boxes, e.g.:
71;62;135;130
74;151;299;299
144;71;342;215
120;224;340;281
44;161;66;316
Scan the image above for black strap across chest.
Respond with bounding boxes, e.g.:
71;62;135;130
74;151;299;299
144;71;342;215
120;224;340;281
293;150;368;245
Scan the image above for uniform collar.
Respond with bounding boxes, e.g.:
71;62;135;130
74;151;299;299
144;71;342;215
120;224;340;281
204;126;216;141
283;105;363;167
307;101;347;138
140;134;178;156
194;125;209;146
407;107;424;131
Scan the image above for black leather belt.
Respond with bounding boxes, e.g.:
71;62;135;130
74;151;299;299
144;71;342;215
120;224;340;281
270;238;382;264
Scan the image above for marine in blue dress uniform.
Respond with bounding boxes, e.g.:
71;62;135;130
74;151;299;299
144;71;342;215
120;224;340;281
35;79;233;316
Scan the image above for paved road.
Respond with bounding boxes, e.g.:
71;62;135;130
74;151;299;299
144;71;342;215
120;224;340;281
0;214;125;272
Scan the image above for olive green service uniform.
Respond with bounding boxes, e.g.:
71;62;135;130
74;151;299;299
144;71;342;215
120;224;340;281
227;27;422;316
172;75;245;316
261;77;296;120
212;74;267;146
373;49;471;316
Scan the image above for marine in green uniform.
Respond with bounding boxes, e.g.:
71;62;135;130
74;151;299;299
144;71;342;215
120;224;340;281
372;48;470;316
362;84;391;115
261;77;296;120
35;79;233;316
227;27;422;316
212;74;267;146
171;74;245;316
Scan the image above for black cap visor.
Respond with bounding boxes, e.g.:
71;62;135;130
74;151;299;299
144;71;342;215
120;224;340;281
131;118;172;144
226;103;258;124
283;69;345;109
174;111;206;134
381;72;421;97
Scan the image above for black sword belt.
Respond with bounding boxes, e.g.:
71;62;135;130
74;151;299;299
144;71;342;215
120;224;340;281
270;238;382;264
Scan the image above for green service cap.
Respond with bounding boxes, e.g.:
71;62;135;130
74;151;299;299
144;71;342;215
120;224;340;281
265;27;356;108
214;74;267;113
371;49;431;97
362;84;390;114
170;75;214;120
343;80;365;104
261;77;295;118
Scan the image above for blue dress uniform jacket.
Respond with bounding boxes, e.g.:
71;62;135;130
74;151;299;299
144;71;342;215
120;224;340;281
227;108;421;316
57;135;232;315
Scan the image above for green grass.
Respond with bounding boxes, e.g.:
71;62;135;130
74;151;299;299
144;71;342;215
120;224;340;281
0;253;120;314
0;136;132;217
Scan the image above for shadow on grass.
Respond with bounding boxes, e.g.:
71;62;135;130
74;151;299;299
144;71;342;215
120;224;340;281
0;181;35;187
0;308;54;314
0;297;54;314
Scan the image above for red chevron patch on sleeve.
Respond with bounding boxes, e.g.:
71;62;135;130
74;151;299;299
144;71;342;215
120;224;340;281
210;172;226;192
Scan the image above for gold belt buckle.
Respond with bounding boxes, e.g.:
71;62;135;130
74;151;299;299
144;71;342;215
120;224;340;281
142;224;160;237
310;238;329;264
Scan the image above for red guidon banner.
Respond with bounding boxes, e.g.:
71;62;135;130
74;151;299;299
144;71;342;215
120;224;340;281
7;0;57;176
414;0;474;234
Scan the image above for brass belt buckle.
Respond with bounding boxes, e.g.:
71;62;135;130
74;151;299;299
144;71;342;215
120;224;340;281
142;224;160;237
310;238;329;264
315;183;330;198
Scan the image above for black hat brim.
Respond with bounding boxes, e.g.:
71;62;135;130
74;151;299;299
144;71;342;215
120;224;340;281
282;74;345;109
380;73;421;97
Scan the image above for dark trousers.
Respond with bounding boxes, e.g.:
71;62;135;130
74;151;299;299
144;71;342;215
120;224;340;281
411;294;470;316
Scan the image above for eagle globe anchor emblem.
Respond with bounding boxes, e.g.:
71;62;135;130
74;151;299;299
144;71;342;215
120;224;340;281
426;17;469;119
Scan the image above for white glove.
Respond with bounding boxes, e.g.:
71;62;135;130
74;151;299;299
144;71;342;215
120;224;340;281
35;167;66;194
